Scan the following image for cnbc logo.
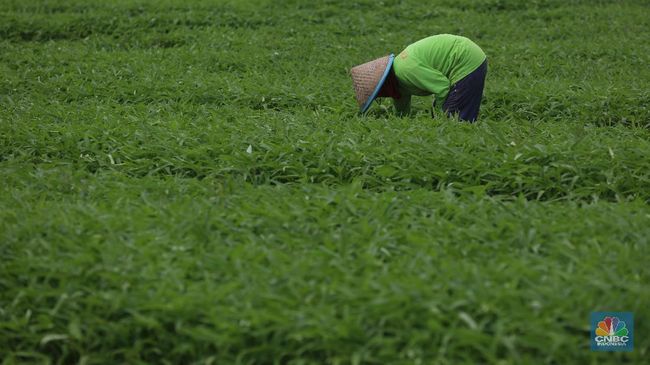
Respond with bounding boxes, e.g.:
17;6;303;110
591;312;634;352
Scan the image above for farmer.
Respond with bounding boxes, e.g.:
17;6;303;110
350;34;487;122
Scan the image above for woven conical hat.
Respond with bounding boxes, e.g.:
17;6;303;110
350;54;395;113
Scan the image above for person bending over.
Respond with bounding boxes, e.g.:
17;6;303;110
350;34;487;122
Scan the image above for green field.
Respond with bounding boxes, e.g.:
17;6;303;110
1;0;649;363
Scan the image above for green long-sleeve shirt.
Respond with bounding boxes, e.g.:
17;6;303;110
392;34;486;115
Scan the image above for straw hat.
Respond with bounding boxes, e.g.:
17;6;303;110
350;54;395;114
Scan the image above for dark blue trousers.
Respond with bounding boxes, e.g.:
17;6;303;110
440;59;488;122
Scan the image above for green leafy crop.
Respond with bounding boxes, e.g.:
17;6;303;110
1;0;649;364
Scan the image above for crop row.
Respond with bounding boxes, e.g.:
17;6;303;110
2;105;649;202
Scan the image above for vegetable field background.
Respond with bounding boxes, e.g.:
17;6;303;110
1;0;649;363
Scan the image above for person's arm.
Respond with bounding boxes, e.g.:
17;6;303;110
393;94;411;116
400;67;450;112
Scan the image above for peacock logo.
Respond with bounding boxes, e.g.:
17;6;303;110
595;316;628;337
591;312;633;351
